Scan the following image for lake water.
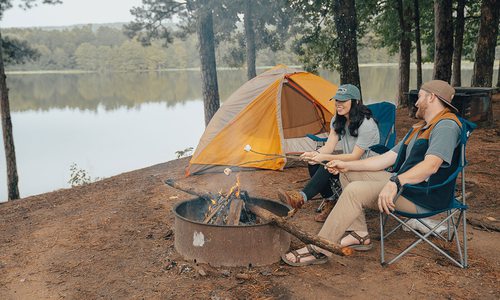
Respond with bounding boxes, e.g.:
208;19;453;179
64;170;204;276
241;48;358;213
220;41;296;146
0;66;484;201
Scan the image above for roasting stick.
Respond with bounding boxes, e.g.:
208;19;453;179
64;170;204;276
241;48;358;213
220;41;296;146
223;145;326;176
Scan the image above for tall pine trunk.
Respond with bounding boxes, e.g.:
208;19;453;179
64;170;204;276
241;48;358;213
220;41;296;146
452;0;466;87
397;0;412;107
0;31;20;200
471;0;499;87
413;0;422;90
497;60;500;88
332;0;361;96
244;1;256;80
433;0;454;82
197;1;220;126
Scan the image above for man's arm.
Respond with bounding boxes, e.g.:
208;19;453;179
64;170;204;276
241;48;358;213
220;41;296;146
326;149;398;174
378;119;461;214
377;154;443;214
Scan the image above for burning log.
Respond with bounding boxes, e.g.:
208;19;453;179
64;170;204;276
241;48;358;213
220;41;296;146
200;174;253;225
227;199;244;225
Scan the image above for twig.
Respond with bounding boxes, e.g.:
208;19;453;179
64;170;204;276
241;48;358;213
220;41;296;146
467;217;499;232
408;283;415;295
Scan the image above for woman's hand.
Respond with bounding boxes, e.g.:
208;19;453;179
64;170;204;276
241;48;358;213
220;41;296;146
377;181;397;214
300;151;319;165
310;153;329;163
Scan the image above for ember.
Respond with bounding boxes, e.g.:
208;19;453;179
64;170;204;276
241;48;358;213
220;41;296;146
203;174;258;226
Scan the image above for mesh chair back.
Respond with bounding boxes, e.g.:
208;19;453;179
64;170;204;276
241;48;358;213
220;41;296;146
366;102;397;148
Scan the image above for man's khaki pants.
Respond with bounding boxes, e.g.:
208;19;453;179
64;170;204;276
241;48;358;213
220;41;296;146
317;170;418;246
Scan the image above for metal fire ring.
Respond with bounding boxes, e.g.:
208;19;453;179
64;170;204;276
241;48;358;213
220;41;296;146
173;197;291;267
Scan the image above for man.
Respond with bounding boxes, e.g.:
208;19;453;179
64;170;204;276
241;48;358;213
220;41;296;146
282;80;462;266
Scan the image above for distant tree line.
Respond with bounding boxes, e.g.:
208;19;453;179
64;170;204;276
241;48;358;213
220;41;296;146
3;24;401;72
4;25;303;71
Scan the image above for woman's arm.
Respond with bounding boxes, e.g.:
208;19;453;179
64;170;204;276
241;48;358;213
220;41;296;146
300;130;339;161
312;145;366;162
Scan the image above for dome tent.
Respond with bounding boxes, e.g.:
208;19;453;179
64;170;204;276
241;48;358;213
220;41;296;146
188;65;338;175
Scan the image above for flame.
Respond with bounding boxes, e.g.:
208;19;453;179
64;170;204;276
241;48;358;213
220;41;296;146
227;174;241;198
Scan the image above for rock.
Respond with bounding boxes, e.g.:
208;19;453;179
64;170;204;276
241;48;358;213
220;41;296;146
165;261;177;270
163;229;174;240
235;273;250;280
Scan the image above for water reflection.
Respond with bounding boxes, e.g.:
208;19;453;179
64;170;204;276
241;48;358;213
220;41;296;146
7;70;250;112
0;102;205;201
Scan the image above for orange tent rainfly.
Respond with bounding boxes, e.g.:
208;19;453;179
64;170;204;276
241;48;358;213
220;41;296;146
188;65;338;175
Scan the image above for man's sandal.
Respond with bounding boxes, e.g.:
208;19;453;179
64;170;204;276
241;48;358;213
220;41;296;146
342;231;373;251
281;245;328;267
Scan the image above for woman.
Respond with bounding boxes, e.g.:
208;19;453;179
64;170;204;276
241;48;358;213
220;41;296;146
278;84;380;222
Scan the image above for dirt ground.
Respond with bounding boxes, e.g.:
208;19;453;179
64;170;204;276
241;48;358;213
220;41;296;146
1;98;499;299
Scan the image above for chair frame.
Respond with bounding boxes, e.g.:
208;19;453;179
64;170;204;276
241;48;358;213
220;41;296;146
379;118;474;268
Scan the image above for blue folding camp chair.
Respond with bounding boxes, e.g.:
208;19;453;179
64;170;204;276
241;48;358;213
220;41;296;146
380;117;476;268
366;101;397;153
306;101;397;152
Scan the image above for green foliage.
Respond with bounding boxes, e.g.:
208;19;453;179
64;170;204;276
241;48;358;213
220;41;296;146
68;163;96;187
175;147;194;159
4;23;299;71
0;0;62;19
1;36;40;64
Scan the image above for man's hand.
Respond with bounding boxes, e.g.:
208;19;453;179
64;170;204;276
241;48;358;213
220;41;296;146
378;181;398;214
326;160;348;175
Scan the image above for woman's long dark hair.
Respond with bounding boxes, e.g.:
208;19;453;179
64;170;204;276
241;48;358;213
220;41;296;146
333;100;373;137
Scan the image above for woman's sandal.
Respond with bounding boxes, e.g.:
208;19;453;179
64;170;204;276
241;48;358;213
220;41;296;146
342;231;373;251
281;245;328;267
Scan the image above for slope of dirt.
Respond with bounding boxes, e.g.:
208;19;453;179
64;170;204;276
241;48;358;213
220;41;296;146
1;99;499;299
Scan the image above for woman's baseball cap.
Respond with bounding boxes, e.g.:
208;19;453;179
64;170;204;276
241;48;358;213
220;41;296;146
330;84;361;102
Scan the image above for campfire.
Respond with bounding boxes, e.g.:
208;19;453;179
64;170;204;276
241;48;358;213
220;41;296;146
202;174;258;226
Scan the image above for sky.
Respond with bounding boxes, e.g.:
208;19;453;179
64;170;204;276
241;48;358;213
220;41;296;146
0;0;143;28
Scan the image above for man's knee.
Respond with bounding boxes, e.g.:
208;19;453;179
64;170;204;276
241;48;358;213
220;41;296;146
339;181;378;207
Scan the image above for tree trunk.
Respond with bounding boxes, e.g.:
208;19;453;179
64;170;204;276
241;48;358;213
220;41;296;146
397;0;412;107
197;1;220;126
0;31;20;200
433;0;454;82
452;0;466;87
497;60;500;88
471;0;499;87
332;0;361;98
413;0;423;90
244;1;257;80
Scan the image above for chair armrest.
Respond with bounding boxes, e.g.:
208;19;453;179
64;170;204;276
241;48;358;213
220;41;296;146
401;166;462;191
306;134;328;142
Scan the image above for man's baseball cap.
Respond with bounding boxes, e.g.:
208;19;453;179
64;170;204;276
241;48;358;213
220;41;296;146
330;84;361;101
420;80;458;112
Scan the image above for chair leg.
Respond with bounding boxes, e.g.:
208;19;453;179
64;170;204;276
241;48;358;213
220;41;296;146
380;213;385;265
384;213;467;268
463;210;468;268
316;199;326;212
